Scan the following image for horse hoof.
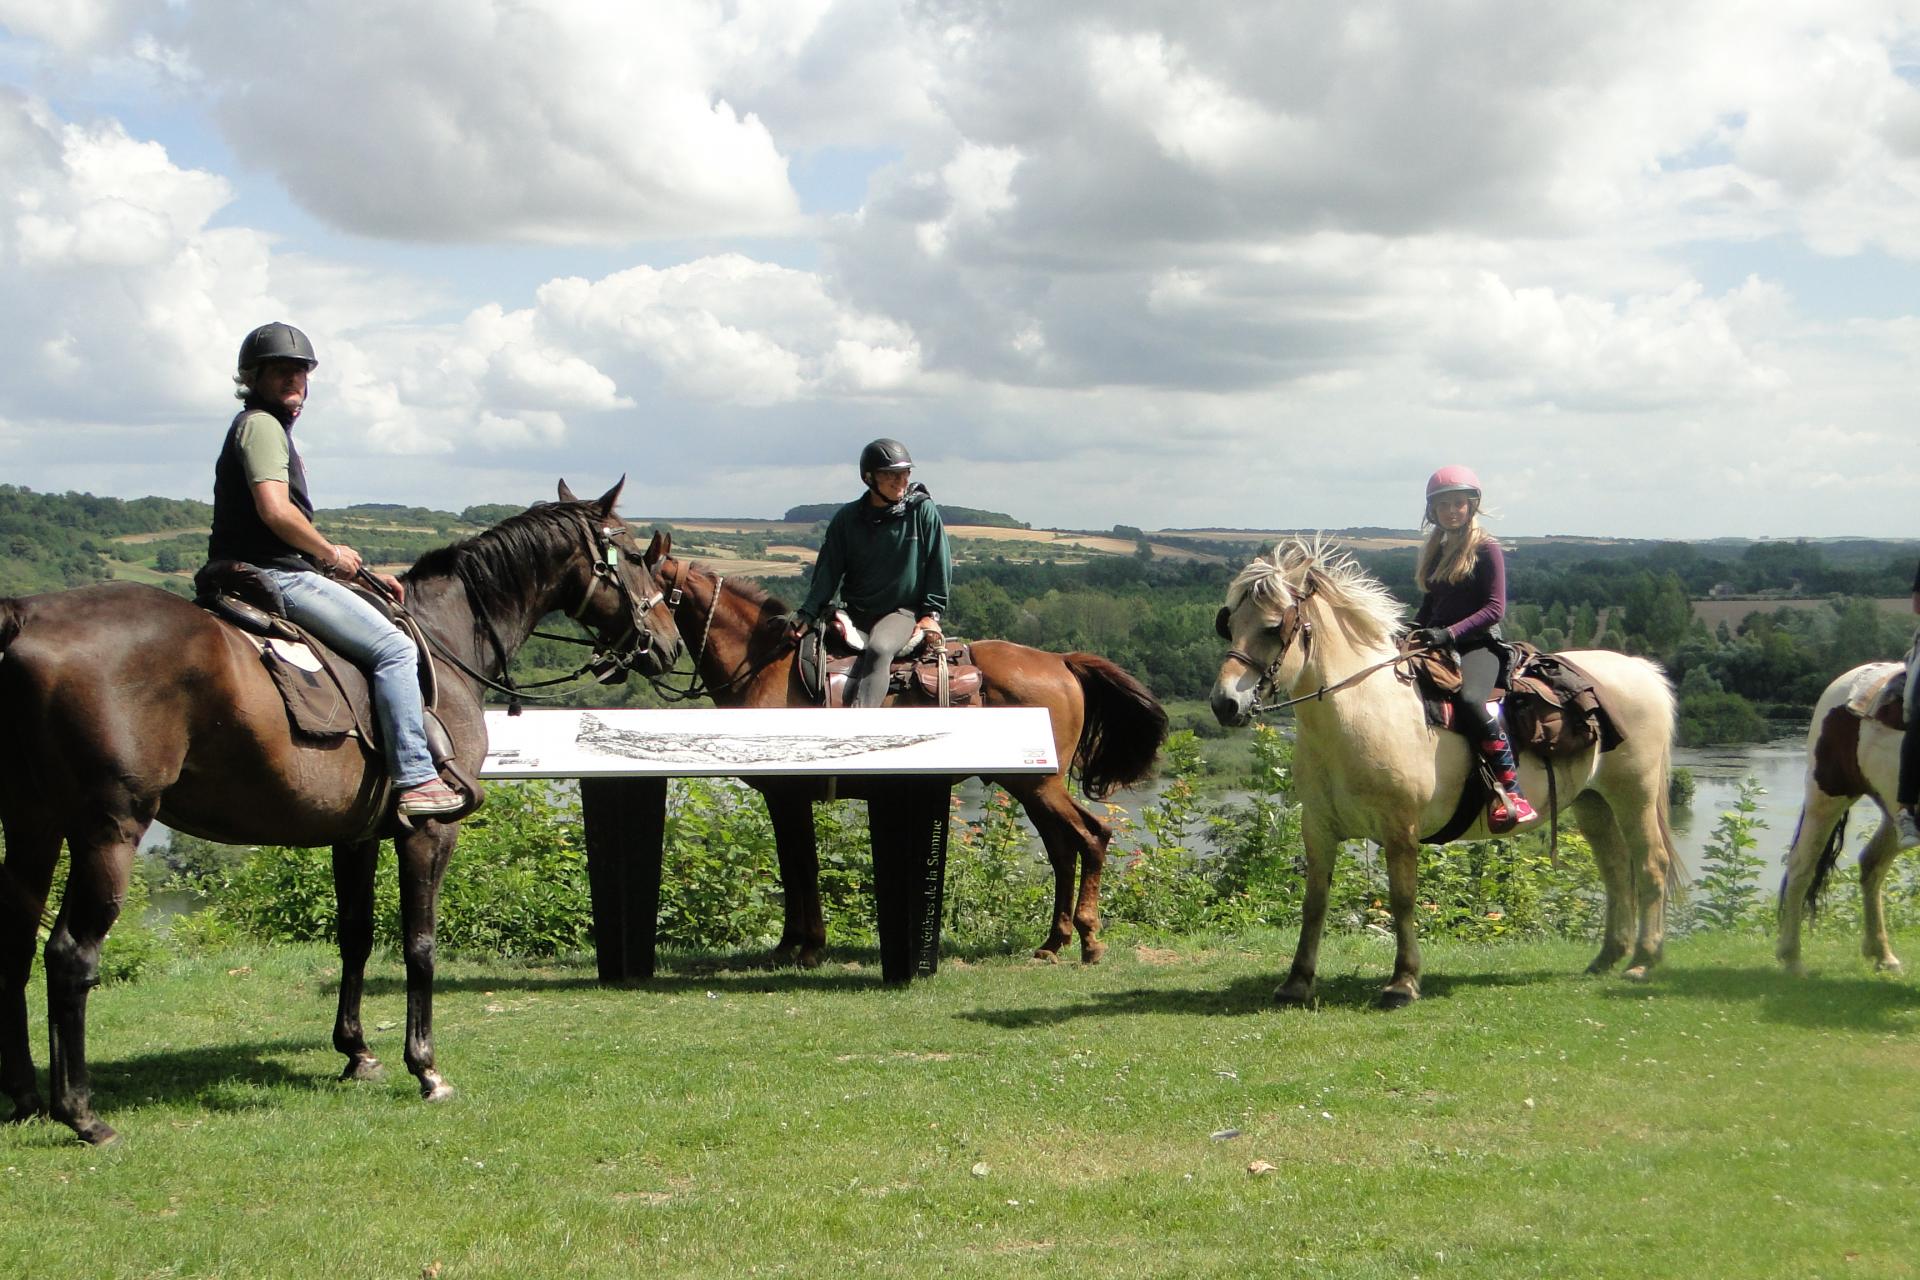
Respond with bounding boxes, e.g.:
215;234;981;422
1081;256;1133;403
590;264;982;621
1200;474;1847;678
1377;986;1419;1010
1080;940;1106;966
1876;958;1903;974
419;1073;456;1103
340;1055;384;1083
1031;948;1061;964
1273;981;1314;1007
1779;958;1806;978
72;1119;119;1146
1621;965;1652;983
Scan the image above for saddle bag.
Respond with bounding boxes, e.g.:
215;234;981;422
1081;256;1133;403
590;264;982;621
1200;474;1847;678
1502;650;1620;758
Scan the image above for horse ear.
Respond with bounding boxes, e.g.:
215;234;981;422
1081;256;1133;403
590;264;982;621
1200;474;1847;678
1214;606;1232;641
594;475;626;515
645;529;670;567
557;479;579;503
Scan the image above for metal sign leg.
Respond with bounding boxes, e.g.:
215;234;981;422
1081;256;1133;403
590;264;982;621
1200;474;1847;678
580;776;667;983
867;777;954;983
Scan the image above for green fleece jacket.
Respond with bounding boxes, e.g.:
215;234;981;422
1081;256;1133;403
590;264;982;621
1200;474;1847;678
797;487;951;625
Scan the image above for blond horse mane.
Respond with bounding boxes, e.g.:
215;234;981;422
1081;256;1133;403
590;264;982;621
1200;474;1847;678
1228;535;1405;653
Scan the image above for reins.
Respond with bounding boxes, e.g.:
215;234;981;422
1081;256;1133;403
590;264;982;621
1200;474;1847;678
1222;574;1437;717
355;513;666;712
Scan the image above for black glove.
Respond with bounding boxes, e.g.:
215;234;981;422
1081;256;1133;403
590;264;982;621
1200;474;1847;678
1414;626;1453;650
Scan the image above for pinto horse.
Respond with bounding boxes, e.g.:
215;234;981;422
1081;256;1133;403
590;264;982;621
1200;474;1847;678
649;538;1168;965
1775;662;1912;975
0;480;681;1144
1210;538;1681;1007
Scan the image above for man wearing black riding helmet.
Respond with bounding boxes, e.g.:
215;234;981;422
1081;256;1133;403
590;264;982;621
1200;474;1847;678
791;438;951;707
207;322;462;818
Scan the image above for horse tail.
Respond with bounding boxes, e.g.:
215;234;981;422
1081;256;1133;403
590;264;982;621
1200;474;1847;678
1797;809;1850;920
1644;663;1687;902
1061;652;1169;799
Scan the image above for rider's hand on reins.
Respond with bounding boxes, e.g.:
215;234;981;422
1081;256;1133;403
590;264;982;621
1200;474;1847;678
1413;626;1452;651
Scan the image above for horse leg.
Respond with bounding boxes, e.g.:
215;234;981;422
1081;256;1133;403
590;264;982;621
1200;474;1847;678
396;822;459;1102
1774;788;1854;976
44;811;147;1145
1571;792;1632;974
0;814;61;1123
331;839;384;1081
1614;790;1673;982
762;783;825;967
1378;834;1423;1008
1856;814;1903;973
1009;776;1112;964
1276;817;1337;1005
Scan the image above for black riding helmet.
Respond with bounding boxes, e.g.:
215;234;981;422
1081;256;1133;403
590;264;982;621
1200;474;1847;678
859;438;912;479
238;322;318;373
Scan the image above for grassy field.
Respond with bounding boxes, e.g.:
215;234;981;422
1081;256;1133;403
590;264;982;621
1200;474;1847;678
3;931;1916;1278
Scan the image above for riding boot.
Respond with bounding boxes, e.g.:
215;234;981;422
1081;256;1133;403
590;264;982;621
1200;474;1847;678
1478;726;1537;833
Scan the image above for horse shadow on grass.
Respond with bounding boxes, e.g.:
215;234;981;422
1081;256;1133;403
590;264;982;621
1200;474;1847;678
2;1036;335;1147
1596;962;1920;1033
348;947;912;999
961;966;1558;1030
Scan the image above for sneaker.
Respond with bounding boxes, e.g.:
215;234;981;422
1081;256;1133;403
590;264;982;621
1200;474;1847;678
1896;808;1920;851
1488;788;1538;835
397;778;465;817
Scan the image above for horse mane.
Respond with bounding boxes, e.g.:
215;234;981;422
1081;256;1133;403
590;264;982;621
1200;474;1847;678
407;501;596;620
1229;535;1405;650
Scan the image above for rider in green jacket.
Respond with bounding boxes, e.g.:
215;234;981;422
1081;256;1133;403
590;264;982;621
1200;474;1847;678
791;439;951;707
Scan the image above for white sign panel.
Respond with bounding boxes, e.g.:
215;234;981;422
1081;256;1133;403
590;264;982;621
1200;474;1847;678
479;706;1058;779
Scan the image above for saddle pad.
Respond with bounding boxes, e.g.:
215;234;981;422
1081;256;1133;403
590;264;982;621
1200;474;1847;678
253;634;375;742
1843;662;1904;718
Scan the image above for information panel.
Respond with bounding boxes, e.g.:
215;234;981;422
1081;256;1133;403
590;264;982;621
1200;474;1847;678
479;706;1058;779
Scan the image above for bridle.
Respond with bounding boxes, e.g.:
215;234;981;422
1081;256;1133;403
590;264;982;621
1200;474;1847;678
1217;575;1317;715
389;515;670;709
1218;575;1437;716
643;558;791;702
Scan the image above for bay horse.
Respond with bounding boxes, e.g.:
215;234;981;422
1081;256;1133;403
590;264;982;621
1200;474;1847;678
0;479;681;1144
1775;661;1911;975
648;537;1168;965
1210;538;1681;1007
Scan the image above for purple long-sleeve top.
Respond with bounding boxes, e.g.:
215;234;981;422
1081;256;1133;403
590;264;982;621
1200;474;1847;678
1414;539;1507;643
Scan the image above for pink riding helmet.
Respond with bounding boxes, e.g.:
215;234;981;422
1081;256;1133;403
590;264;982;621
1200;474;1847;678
1425;465;1482;503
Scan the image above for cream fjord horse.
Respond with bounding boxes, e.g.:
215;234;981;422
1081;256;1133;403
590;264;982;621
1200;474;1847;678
1209;538;1682;1007
1775;663;1912;975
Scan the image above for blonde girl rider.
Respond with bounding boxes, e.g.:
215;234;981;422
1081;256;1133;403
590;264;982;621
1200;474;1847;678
1410;465;1537;831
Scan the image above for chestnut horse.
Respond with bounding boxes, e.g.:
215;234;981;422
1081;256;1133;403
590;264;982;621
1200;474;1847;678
649;537;1168;964
0;480;681;1144
1211;538;1681;1007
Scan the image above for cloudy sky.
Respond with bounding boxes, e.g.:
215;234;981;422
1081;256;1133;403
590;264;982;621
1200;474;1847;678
3;1;1919;538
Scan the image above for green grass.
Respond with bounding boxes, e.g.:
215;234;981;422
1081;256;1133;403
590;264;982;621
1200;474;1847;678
3;931;1917;1278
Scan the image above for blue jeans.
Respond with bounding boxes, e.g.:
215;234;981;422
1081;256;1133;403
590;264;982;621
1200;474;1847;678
264;569;437;787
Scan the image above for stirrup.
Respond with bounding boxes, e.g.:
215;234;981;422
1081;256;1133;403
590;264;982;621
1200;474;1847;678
1488;787;1537;835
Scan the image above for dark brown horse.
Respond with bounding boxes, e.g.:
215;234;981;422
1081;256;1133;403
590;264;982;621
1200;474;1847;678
649;537;1168;965
0;480;681;1144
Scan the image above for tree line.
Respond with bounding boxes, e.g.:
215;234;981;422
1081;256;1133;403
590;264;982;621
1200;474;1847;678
2;484;1914;744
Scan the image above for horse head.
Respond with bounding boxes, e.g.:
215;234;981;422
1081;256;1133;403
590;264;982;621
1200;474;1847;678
1210;547;1318;727
554;477;683;679
1210;536;1407;727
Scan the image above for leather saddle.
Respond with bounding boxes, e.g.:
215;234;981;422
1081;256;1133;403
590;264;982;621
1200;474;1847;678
193;561;481;820
795;609;983;707
1404;641;1623;758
